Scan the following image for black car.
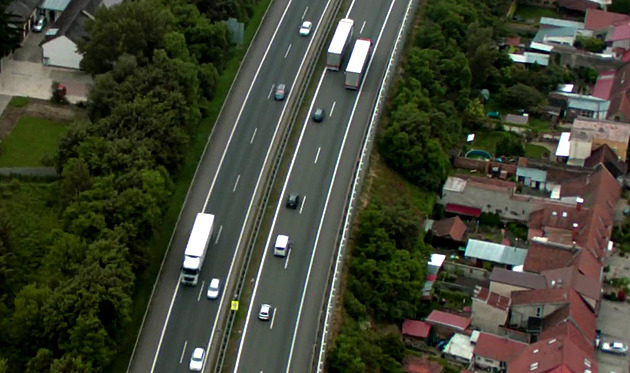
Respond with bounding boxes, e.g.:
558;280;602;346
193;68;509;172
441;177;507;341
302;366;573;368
312;108;325;122
286;193;300;209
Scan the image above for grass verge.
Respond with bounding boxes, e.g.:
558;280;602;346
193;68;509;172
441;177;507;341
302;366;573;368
525;143;549;158
9;96;29;108
0;116;67;167
105;0;273;371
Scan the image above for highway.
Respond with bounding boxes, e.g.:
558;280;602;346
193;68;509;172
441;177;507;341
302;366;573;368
232;0;411;370
127;0;333;371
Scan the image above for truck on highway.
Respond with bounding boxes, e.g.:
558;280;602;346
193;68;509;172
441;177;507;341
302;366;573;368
327;18;354;71
345;38;372;90
181;213;215;286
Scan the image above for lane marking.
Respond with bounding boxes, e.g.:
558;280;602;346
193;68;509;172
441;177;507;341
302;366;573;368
314;147;321;164
250;128;258;144
197;280;205;301
284;250;291;270
284;44;292;59
346;0;358;17
233;174;241;192
270;310;276;330
299;196;306;215
360;20;366;35
285;0;399;371
232;1;332;369
301;6;308;20
268;84;275;100
215;225;223;245
330;101;336;117
179;340;188;364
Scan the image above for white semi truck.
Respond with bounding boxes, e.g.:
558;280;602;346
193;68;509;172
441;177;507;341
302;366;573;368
181;213;215;286
327;18;354;71
345;38;372;90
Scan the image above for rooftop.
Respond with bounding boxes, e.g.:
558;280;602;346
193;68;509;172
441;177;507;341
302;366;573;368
572;117;630;144
584;8;630;31
507;335;597;373
402;320;432;339
465;239;528;267
490;267;548;289
443;333;475;362
430;216;467;241
425;310;471;332
473;332;527;363
473;286;511;310
541;266;602;302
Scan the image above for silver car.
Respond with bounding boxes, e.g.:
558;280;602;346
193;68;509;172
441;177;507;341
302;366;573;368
206;278;220;300
258;304;272;321
601;341;628;355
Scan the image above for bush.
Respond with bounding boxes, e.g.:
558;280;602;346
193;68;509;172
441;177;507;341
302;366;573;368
480;212;503;227
618;290;627;302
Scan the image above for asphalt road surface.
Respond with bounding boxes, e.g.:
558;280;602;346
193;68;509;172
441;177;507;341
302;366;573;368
127;0;332;372
232;0;411;371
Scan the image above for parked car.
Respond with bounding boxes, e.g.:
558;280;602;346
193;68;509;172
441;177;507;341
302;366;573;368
189;347;204;371
33;16;46;32
601;341;628;355
299;21;312;36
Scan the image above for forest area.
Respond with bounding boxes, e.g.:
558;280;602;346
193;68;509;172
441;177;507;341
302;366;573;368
0;0;259;371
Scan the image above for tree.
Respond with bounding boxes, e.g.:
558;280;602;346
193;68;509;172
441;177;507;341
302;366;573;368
26;348;54;373
0;6;21;59
500;83;547;112
60;158;93;208
495;134;525;157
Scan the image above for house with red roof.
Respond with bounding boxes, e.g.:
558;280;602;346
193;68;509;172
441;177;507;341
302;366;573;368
489;267;547;298
507;334;597;373
429;216;467;244
471;286;511;334
402;319;433;349
541;266;602;312
472;332;527;372
596;59;630;121
425;310;471;338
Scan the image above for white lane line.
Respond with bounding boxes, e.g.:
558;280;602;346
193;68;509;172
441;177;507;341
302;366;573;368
360;20;366;35
299;196;306;214
149;0;302;369
268;84;275;100
314;147;321;164
284;250;291;270
346;0;358;17
197;280;205;301
179;340;188;364
270;310;276;330
330;101;336;117
214;225;223;245
284;44;292;59
285;0;399;371
250;128;258;144
232;1;331;369
233;174;241;192
301;6;308;20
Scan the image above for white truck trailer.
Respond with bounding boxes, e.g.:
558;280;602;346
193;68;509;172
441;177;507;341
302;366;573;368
181;213;215;286
327;18;354;71
345;38;372;90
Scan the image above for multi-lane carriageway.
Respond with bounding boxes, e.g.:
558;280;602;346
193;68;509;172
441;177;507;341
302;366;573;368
127;0;413;370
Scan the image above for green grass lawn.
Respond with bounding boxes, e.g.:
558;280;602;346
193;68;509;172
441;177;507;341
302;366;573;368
525;143;549;158
0;116;68;167
471;131;506;154
513;5;560;22
528;117;551;131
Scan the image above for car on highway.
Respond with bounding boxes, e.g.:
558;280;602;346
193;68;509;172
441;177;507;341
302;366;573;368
207;278;221;299
312;108;325;122
189;347;204;371
258;304;272;321
601;341;628;355
299;21;312;36
33;15;46;32
274;84;286;101
286;193;300;209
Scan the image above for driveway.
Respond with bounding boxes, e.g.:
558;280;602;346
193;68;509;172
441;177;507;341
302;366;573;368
597;253;630;373
0;57;92;104
12;28;45;63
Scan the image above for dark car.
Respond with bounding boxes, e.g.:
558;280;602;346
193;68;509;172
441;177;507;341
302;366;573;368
274;84;286;101
312;108;325;122
595;329;602;348
286;193;300;209
33;16;46;32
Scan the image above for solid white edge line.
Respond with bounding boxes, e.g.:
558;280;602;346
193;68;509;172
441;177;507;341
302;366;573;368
345;0;358;17
232;65;329;372
285;0;398;370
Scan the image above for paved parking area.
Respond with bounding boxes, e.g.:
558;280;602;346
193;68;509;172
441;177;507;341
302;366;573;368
597;254;630;373
11;29;45;63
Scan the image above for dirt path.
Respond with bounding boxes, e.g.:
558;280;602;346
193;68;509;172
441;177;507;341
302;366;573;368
0;98;87;139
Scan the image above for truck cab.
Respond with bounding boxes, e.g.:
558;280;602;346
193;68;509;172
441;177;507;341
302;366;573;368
274;234;291;257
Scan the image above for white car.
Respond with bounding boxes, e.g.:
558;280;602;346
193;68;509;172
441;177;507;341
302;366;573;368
189;347;204;371
207;278;220;299
601;341;628;355
299;21;312;36
258;304;272;321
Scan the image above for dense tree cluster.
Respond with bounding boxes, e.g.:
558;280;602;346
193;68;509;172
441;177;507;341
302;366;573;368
0;0;22;59
0;0;252;370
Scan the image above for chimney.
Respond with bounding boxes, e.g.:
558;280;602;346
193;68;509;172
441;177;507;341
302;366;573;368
576;197;584;212
572;223;579;242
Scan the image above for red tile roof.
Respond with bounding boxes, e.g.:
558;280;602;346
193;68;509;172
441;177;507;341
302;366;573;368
540;322;595;361
611;21;630;41
445;203;482;218
585;9;630;31
425;310;471;332
473;287;511;310
508;335;598;373
511;287;576;306
404;355;443;373
542;266;602;303
524;242;577;274
490;268;548;289
402;320;432;339
540;289;597;342
473;332;527;363
592;70;615;100
607;60;630;121
431;216;467;241
572;249;602;281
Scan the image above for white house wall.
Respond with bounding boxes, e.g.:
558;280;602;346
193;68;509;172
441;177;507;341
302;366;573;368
42;36;82;70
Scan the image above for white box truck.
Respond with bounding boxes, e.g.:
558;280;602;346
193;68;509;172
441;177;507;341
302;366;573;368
274;234;290;257
181;213;215;286
327;18;354;71
345;38;372;90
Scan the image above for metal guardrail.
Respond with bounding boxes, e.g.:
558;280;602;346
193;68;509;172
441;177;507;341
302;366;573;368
314;0;420;370
212;0;344;370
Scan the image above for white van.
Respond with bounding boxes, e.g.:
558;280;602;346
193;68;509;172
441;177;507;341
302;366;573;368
274;234;290;257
